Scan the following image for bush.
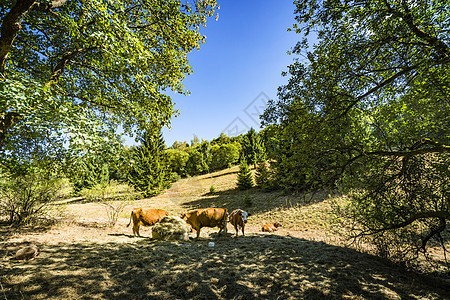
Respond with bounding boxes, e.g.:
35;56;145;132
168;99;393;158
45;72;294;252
0;173;65;226
80;181;139;227
243;193;253;207
209;185;216;195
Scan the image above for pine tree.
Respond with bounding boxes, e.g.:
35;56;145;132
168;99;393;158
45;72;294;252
73;158;110;192
128;130;171;197
237;158;254;190
255;161;270;188
241;128;265;167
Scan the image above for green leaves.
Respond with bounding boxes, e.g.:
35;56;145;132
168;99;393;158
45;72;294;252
263;0;450;265
0;0;218;167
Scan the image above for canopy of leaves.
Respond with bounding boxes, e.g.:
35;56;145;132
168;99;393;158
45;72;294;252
0;0;217;167
262;0;450;263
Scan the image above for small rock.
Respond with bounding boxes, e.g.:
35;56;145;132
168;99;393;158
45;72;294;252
15;245;39;261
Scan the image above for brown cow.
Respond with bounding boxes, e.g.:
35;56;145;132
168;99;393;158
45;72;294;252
127;208;169;237
228;209;251;237
181;208;228;239
262;222;282;233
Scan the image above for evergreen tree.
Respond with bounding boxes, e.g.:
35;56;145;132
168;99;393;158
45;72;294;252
237;159;254;190
241;128;265;167
73;158;110;192
255;161;270;189
128;130;171;197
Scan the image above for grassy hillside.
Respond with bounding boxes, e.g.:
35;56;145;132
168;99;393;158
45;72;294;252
1;166;449;299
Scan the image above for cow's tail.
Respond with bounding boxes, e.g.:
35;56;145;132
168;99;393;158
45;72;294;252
126;211;133;227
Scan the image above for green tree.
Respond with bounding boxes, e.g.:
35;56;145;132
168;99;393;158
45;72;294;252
241;128;265;167
128;130;171;197
237;158;254;190
0;0;218;166
262;0;450;264
185;147;207;176
72;158;110;193
211;133;231;146
210;142;240;171
164;148;189;177
255;161;271;190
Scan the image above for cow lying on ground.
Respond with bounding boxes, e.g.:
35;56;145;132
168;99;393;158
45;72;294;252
228;209;251;237
262;222;282;233
127;208;169;237
181;208;228;239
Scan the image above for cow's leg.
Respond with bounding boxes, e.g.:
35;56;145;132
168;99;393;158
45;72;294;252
134;223;141;237
223;223;227;237
242;224;245;236
196;227;201;239
132;222;137;237
234;225;238;237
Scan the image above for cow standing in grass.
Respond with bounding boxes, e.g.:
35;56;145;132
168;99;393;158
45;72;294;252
228;209;251;237
127;208;169;237
181;208;228;239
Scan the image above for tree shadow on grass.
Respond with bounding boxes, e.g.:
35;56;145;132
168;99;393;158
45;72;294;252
1;234;449;299
181;187;332;216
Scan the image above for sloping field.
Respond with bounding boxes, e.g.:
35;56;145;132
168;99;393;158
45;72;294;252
1;166;449;299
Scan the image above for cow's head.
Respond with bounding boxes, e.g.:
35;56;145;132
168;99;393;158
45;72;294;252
240;211;250;223
273;222;282;228
180;213;187;221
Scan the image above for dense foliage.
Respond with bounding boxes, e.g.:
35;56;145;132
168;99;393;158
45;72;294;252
0;0;217;168
262;0;450;263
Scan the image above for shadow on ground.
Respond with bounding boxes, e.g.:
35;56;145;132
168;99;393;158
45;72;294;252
2;234;448;299
182;186;332;217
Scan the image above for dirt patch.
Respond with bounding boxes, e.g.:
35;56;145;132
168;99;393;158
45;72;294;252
1;168;449;299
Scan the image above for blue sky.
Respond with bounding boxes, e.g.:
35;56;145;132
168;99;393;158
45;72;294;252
162;1;300;146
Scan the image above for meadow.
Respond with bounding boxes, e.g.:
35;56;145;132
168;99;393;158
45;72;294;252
1;166;449;299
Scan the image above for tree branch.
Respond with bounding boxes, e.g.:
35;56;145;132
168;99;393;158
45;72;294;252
47;48;84;86
340;63;420;116
0;0;36;74
421;218;446;251
400;0;450;61
356;211;450;238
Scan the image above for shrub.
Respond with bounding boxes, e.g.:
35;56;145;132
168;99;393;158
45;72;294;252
243;193;253;207
80;181;139;227
0;173;65;226
209;185;216;195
